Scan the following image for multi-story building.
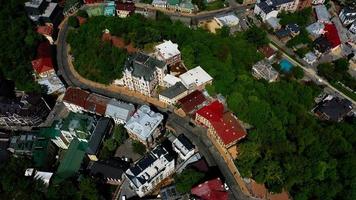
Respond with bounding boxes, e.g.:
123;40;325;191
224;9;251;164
84;93;110;116
116;2;135;18
62;87;90;113
124;145;175;197
172;134;195;160
159;82;188;105
179;66;213;91
24;0;62;26
254;0;298;21
252;60;279;83
0;92;51;128
123;53;167;97
105;99;135;124
154;40;181;66
339;6;356;26
195;101;247;150
124;105;163;146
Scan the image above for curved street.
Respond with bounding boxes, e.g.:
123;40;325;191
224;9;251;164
56;18;252;200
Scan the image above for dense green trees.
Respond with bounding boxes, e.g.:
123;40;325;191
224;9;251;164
0;0;41;92
69;15;356;200
100;125;128;159
279;8;312;27
132;140;147;155
68;16;79;28
174;169;205;193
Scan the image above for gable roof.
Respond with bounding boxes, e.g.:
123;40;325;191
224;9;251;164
125;53;166;81
258;45;276;59
160;82;187;99
191;178;228;200
84;93;110;115
31;57;54;74
105;99;135;122
37;25;53;36
323;23;341;48
178;90;207;114
196;100;224;122
314;95;353;121
63;87;90;108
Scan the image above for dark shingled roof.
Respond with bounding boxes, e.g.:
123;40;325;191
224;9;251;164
177;134;194;151
160;82;187;99
125;52;166;81
88;159;130;181
87;117;114;155
314;96;353;122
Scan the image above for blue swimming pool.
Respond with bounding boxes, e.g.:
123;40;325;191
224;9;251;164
279;59;294;72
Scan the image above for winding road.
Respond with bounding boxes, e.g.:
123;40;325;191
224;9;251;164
56;18;252;200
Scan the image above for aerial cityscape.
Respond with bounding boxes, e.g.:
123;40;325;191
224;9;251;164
0;0;355;200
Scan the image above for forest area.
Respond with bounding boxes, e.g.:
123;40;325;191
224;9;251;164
67;14;356;200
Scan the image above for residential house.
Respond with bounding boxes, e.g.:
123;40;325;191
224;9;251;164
104;1;116;16
350;21;356;34
297;0;312;10
86;117;114;161
124;105;164;146
116;2;135;18
124;145;175;197
314;35;332;53
178;0;195;13
159;82;188;105
323;23;342;50
154;40;181;66
54;138;88;183
254;1;278;21
306;22;325;38
311;0;324;4
172;134;195;160
62;87;90;113
25;0;62;26
258;45;277;60
214;13;240;28
163;74;182;88
252;60;279;82
37;76;66;95
312;95;353;122
315;4;331;23
37;25;54;44
286;23;300;36
179;66;213;91
303;52;318;65
266;17;282;30
152;0;167;8
195;101;247;150
275;27;292;39
122;53;168;97
88;159;130;185
339;6;356;26
255;0;298;21
0;92;50;128
105;99;135;124
31;57;54;78
191;178;228;200
160;185;182;200
53;112;96;147
84;93;110;116
177;90;208;115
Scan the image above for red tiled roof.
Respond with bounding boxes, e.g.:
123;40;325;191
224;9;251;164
324;23;341;48
258;45;276;59
178;90;207;114
37;25;53;36
196;101;246;146
211;112;246;146
31;57;54;74
63;87;90;108
191;178;228;200
37;42;52;58
196;100;224;122
116;2;135;12
84;93;110;115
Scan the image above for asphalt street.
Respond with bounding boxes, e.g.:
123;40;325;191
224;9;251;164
56;18;252;200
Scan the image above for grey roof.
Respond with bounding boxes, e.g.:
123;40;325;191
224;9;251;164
125;52;166;81
314;96;353;121
341;6;356;15
105;99;135;122
257;2;274;14
315;4;331;22
88;159;129;180
160;82;187;99
271;0;294;6
87;117;113;155
25;0;44;8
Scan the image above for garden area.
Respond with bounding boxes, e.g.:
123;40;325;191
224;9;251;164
67;14;356;200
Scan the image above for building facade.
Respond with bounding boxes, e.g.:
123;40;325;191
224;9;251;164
154;40;181;66
339;7;356;26
124;145;175;197
123;53;167;97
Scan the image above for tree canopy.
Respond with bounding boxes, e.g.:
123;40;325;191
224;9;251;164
174;169;205;193
0;0;41;92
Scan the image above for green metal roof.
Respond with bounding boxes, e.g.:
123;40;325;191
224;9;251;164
54;138;88;183
168;0;180;6
55;112;96;140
